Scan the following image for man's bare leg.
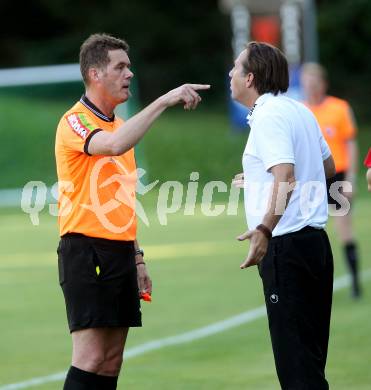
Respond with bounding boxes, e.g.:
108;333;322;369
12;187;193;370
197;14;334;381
63;327;129;389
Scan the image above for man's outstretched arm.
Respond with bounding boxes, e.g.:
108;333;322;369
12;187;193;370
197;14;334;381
88;84;210;156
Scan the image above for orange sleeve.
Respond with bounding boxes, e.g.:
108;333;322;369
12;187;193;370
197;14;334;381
61;112;101;154
340;102;357;141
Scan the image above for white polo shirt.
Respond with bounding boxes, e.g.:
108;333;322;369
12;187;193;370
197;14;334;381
242;93;331;237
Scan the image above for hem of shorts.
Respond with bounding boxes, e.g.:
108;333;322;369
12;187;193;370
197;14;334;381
69;322;142;333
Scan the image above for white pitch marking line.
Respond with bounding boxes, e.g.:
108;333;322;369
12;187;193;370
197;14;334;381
1;270;370;390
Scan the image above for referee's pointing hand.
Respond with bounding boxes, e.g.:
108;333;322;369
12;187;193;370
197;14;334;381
162;83;211;110
237;229;269;269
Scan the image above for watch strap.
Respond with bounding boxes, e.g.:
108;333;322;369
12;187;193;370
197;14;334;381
256;224;272;240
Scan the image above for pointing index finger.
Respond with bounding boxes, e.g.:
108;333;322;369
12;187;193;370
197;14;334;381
188;84;211;90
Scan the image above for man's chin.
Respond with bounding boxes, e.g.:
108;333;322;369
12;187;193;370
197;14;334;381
117;92;130;104
122;89;132;101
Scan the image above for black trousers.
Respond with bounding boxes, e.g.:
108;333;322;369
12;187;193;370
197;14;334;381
258;227;333;390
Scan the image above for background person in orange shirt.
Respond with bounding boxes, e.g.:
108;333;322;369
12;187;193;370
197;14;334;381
301;63;361;298
56;33;210;390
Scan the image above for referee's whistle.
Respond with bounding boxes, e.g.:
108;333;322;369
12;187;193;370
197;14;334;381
140;292;152;302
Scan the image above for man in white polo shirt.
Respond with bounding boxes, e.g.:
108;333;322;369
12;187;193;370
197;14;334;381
230;42;336;389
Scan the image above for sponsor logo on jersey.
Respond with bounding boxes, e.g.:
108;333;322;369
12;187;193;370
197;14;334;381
66;114;90;140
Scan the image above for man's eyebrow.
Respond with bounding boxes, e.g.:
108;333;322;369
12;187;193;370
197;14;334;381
115;61;131;67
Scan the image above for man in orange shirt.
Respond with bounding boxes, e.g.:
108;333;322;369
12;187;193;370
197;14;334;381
301;63;361;298
56;33;210;390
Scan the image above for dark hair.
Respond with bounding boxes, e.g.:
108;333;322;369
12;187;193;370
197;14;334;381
79;33;129;85
242;42;289;95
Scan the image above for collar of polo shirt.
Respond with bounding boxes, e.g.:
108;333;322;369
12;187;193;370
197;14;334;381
247;92;275;126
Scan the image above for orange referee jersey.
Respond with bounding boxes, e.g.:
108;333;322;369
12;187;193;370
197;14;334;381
55;95;137;241
305;96;356;173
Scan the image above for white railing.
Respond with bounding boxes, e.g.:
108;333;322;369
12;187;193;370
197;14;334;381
0;63;81;87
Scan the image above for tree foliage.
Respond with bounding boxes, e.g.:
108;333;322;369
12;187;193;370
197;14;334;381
1;0;231;102
1;0;369;116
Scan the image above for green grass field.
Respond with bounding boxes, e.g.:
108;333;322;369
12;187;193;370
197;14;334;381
0;196;370;389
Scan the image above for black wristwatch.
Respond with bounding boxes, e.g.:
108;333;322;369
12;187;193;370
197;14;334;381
135;248;144;257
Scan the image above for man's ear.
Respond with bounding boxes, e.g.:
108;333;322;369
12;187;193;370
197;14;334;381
245;72;254;88
88;68;100;83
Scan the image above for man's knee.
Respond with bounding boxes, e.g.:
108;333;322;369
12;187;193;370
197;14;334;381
71;327;127;375
74;350;106;373
73;349;123;375
100;352;123;376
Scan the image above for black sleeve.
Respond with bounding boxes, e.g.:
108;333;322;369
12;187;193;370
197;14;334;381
84;129;103;155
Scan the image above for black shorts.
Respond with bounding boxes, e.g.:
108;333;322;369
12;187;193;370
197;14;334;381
258;226;333;389
326;171;346;210
57;233;142;332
